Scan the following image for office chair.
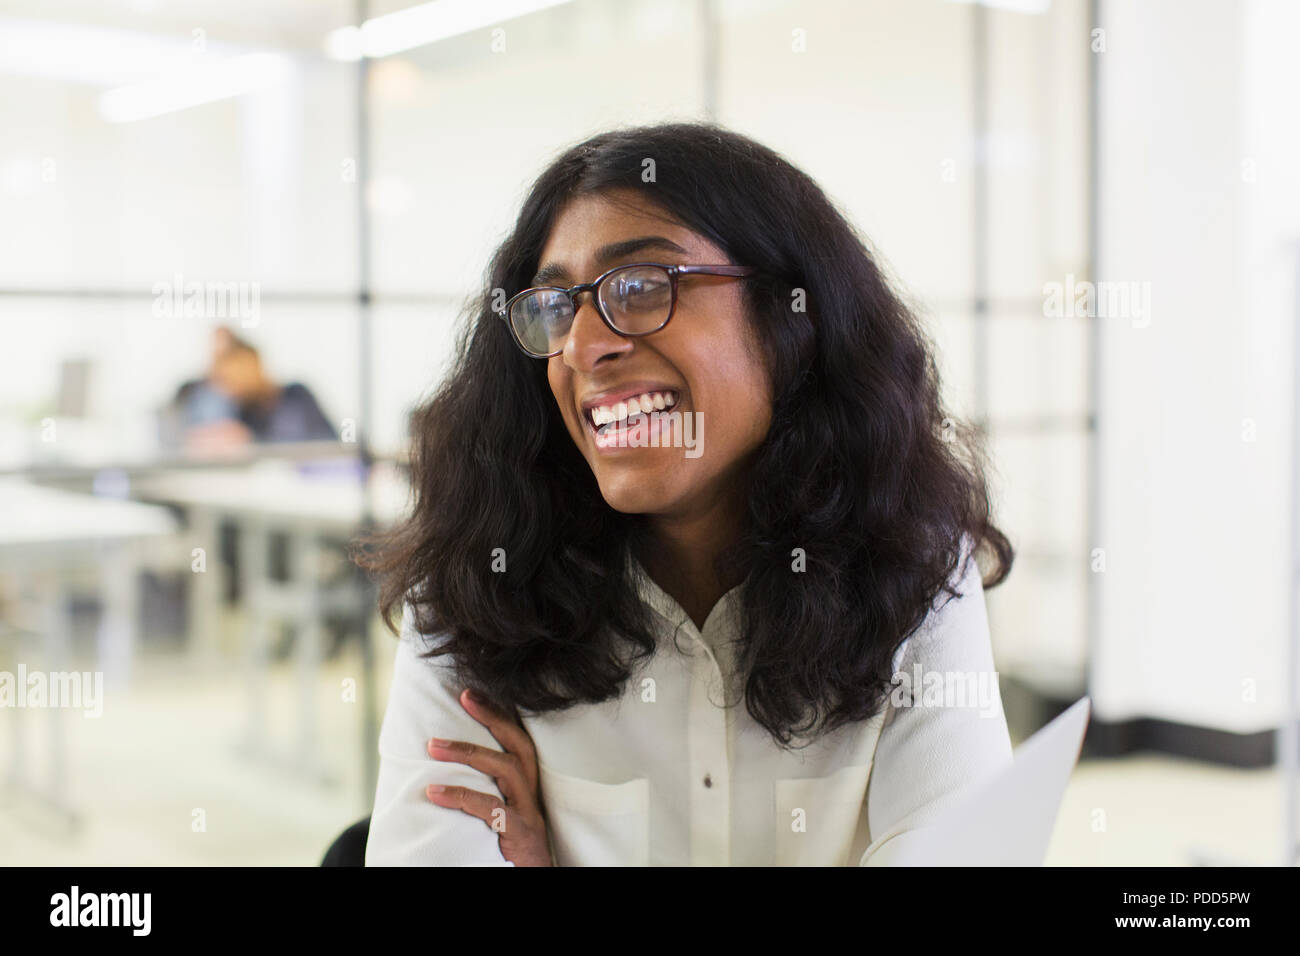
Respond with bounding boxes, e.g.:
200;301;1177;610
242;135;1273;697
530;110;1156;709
320;816;370;867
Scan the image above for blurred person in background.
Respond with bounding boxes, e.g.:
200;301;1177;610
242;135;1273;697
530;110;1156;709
169;328;338;452
161;325;240;445
159;327;346;658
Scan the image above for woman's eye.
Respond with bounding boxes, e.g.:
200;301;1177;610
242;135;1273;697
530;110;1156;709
541;306;570;330
621;280;669;307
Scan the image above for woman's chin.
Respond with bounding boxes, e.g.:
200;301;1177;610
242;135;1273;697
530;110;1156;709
594;474;681;516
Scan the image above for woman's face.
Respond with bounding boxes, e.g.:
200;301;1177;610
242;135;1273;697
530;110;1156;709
541;189;773;520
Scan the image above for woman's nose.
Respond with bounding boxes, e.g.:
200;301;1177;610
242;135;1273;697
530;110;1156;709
562;293;633;369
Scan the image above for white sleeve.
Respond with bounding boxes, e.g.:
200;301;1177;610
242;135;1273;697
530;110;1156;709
858;539;1014;866
364;605;515;866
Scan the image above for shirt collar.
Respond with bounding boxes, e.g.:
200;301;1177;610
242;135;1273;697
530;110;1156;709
630;555;746;644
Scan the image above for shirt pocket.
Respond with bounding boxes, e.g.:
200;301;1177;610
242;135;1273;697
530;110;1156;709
538;763;650;867
773;762;873;866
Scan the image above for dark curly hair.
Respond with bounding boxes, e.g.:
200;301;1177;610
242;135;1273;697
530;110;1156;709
357;121;1013;749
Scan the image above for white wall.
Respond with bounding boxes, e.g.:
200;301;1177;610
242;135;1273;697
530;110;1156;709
1092;0;1299;732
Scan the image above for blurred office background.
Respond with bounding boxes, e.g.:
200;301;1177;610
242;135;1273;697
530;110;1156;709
1;0;1297;865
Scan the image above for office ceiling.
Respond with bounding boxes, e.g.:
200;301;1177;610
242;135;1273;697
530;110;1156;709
0;0;358;52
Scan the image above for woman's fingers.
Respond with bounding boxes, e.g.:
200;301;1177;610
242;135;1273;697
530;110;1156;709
456;688;539;790
426;736;527;806
425;784;513;833
424;689;552;866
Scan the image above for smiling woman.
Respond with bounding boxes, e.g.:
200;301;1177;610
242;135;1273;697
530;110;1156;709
356;121;1015;867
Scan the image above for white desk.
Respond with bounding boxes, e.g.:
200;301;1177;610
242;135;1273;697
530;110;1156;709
131;460;409;795
131;458;409;528
0;479;179;828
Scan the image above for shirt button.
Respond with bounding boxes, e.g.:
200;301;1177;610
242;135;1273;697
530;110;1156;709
703;773;712;788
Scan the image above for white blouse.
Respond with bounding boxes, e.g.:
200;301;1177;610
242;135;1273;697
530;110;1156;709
365;539;1013;866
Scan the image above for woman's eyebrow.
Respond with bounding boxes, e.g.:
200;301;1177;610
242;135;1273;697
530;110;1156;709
530;236;690;286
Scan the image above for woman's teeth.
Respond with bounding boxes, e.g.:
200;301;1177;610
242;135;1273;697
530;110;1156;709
589;390;677;429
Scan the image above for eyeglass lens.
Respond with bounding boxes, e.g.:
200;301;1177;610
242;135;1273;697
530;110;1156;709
508;264;673;356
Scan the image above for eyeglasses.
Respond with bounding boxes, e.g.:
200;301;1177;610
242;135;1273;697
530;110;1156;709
499;262;758;358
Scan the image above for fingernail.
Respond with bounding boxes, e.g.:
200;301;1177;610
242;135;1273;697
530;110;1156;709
428;785;446;794
430;738;452;748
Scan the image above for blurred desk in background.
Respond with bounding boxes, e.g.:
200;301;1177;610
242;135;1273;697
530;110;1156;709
0;479;179;828
0;432;395;481
131;459;409;795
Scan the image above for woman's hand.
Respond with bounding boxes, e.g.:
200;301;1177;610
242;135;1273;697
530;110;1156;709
425;688;553;866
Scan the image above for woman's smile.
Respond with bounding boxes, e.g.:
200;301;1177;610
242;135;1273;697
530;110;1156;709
579;383;684;452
